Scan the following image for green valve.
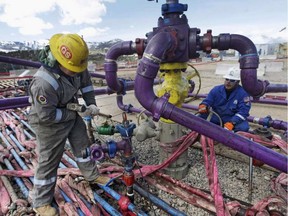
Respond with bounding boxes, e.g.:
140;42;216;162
96;125;115;135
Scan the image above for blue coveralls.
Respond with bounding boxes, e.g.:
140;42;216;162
199;84;251;132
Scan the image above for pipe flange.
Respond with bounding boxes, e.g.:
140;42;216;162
135;38;146;58
202;29;212;53
153;93;170;121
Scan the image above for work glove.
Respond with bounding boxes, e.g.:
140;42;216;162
78;105;100;117
88;104;100;116
224;122;234;131
198;104;208;114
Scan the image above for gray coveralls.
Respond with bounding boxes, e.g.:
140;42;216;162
28;66;99;208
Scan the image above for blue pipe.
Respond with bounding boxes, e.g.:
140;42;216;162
11;111;36;134
0;130;27;168
62;153;78;168
59;189;85;216
2;158;30;197
78;193;92;208
98;185;148;216
23;129;34;139
93;191;122;216
133;183;187;216
5;128;25;151
1;130;34;184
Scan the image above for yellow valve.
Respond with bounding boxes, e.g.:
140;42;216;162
157;62;190;123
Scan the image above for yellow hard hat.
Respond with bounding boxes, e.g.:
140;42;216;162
49;33;89;73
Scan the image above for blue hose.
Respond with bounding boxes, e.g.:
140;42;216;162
23;129;34;139
62;152;78;167
93;191;122;216
3;158;30;198
133;183;187;216
0;131;34;183
98;185;148;216
5;128;25;151
59;189;85;216
11;111;36;134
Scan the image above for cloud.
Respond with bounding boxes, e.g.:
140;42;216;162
0;0;55;34
56;0;107;25
0;0;109;38
78;26;110;40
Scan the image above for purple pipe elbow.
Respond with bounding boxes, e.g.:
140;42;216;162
240;68;270;97
135;32;176;119
216;34;272;97
116;95;136;113
104;41;137;93
116;94;152;116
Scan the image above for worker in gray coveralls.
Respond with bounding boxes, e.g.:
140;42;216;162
28;33;111;216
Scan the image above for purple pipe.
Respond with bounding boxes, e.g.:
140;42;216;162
93;81;135;96
104;41;137;93
0;81;137;110
134;35;287;173
99;139;132;156
182;103;288;132
265;83;288;93
247;116;288;132
0;55;41;68
188;93;288;106
0;96;30;110
90;72;106;79
250;97;287;106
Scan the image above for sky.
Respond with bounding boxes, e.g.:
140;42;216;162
0;0;287;44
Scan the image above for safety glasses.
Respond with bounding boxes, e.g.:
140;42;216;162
225;79;236;82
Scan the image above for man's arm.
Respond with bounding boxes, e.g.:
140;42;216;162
30;78;76;123
80;70;96;106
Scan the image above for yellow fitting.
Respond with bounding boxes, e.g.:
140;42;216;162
159;62;187;71
157;63;190;123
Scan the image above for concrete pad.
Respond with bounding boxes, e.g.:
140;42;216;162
260;61;284;72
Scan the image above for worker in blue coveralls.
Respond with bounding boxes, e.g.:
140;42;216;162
198;67;251;132
28;33;111;216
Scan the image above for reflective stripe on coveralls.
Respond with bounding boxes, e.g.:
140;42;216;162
235;113;245;120
81;85;94;94
34;70;59;91
34;176;57;186
55;109;62;122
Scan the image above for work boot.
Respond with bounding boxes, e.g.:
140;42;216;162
90;175;113;186
33;204;59;216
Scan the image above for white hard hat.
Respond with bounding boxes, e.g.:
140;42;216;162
223;67;240;80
